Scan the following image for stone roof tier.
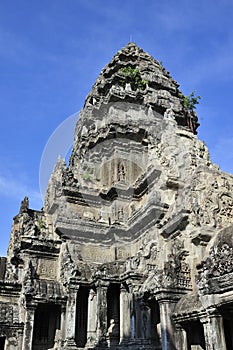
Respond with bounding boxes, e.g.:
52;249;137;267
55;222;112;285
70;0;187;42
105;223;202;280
83;42;199;133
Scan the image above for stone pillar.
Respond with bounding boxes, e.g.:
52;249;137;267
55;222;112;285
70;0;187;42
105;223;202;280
60;305;66;347
96;282;108;346
130;293;136;341
22;305;36;350
86;288;97;347
120;284;130;344
201;312;227;350
139;299;151;343
159;300;176;350
17;329;24;350
64;287;78;347
135;295;142;341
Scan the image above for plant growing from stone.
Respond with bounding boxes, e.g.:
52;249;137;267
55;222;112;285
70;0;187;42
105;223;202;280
120;66;148;91
36;219;46;232
81;167;94;181
179;91;201;111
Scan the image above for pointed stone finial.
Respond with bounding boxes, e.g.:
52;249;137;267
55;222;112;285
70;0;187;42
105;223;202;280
19;196;29;214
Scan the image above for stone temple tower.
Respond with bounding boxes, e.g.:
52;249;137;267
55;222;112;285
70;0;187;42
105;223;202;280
1;42;233;350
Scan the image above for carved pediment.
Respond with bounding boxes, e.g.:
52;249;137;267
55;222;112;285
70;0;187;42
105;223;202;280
197;224;233;294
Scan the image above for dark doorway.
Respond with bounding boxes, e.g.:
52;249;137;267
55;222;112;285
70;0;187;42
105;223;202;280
0;337;5;350
220;303;233;349
184;320;206;350
223;317;233;350
148;298;161;347
32;304;61;350
107;283;120;346
75;286;89;347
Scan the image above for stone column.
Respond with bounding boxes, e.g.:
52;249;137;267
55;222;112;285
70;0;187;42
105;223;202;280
125;283;136;342
64;287;78;347
135;295;142;341
17;329;24;350
140;299;151;343
60;305;66;347
201;312;227;350
129;293;136;341
86;288;97;347
159;300;176;350
96;282;108;346
120;284;130;344
22;305;36;350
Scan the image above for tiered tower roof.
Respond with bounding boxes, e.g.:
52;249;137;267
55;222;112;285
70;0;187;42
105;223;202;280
83;42;199;133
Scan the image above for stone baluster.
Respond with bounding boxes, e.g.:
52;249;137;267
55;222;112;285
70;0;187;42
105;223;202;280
86;288;97;347
96;282;108;346
22;305;36;350
201;311;227;350
64;287;78;347
120;284;130;344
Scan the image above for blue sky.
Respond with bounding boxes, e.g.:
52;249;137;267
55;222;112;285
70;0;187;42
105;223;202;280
1;0;233;255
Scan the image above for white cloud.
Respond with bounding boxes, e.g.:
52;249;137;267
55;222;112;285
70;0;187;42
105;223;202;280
0;174;42;209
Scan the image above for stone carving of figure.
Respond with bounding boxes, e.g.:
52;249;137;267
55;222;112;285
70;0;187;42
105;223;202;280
164;103;175;120
63;169;79;188
168;155;179;178
125;82;132;91
217;194;233;227
197;243;233;292
117;207;124;222
117;161;126;182
131;256;140;270
5;263;18;282
61;245;75;284
22;212;35;236
107;318;119;346
195;182;219;227
24;261;36;294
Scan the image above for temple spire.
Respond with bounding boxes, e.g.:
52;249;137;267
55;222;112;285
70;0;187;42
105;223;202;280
82;42;198;133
